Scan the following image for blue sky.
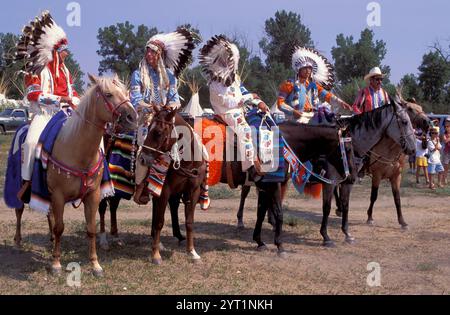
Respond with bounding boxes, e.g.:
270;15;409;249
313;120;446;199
1;0;449;83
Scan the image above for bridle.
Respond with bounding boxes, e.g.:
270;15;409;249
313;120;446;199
140;114;183;170
74;86;132;133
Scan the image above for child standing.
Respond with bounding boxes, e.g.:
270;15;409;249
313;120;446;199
415;132;429;185
427;127;444;189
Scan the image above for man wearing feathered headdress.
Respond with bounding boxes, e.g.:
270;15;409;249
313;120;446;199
199;35;269;181
277;47;351;121
15;11;80;200
130;29;197;205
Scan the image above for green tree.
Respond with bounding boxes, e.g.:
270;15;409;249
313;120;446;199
399;74;422;102
97;22;158;80
418;51;450;104
331;28;390;85
259;10;314;69
0;32;25;99
65;51;85;93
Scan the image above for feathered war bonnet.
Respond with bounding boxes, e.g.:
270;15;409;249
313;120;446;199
15;10;68;75
291;46;335;89
145;28;196;78
198;35;240;87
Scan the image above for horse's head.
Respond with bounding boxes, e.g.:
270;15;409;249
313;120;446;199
395;87;431;133
387;100;416;156
140;107;178;166
88;74;138;132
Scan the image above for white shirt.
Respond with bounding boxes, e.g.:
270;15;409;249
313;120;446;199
209;80;253;114
427;139;442;164
415;139;428;158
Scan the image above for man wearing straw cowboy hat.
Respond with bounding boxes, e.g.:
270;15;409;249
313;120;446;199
352;66;391;114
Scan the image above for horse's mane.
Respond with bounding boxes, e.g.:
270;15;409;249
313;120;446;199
59;77;127;142
341;102;394;133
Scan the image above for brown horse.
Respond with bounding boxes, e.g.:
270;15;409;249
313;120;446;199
139;107;208;265
336;97;431;229
14;74;138;276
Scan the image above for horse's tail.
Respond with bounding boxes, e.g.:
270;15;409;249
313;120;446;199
4;124;29;209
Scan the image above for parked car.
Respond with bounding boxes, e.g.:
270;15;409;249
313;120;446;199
0;108;30;134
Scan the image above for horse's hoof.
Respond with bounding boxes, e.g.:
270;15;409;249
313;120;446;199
401;224;409;231
50;266;62;276
257;244;268;252
367;219;375;226
93;268;104;278
322;241;336;248
152;258;162;265
335;210;342;217
345;236;356;244
237;222;245;230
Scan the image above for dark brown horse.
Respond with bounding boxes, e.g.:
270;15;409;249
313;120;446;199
238;100;417;246
213;119;357;253
335;97;431;229
139;107;208;264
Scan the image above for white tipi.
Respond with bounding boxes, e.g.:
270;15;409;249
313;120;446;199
182;80;204;118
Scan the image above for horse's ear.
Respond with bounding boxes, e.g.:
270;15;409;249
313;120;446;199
153;104;162;113
88;73;98;85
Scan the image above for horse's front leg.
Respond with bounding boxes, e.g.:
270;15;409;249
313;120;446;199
367;176;381;225
185;189;201;263
151;193;169;265
391;174;408;229
339;183;355;244
320;184;335;247
83;190;103;277
14;206;24;247
50;192;65;275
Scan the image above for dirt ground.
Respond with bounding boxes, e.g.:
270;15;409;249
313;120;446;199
0;177;449;295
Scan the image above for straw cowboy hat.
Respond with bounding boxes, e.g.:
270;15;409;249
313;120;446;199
364;67;386;83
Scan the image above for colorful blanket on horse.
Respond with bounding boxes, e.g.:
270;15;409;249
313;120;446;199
4;124;29;209
29;110;114;214
245;109;286;183
107;132;137;200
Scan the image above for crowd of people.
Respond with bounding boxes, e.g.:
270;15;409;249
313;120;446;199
409;118;450;189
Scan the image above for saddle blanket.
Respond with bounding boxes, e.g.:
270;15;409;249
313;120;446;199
29;110;114;214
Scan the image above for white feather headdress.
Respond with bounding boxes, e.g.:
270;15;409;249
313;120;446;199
199;35;240;87
15;10;68;75
291;46;335;89
146;28;195;77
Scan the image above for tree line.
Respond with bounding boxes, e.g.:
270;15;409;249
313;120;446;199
0;10;448;113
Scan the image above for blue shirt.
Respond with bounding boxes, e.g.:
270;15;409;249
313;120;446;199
129;65;180;108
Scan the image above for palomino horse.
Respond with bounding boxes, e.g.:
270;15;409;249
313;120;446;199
139;107;208;265
12;74;137;276
335;97;431;229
